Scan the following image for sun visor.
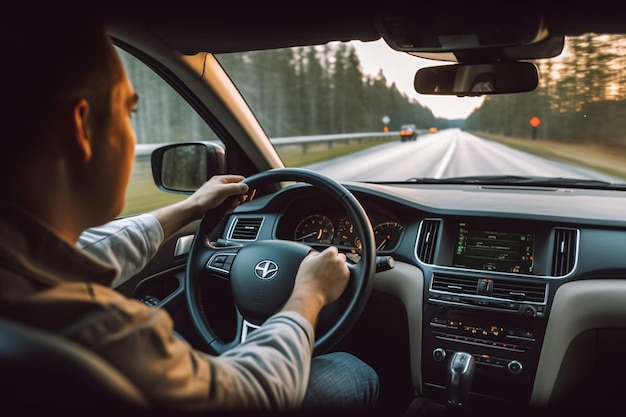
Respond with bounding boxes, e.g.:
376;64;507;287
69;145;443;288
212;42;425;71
375;11;548;53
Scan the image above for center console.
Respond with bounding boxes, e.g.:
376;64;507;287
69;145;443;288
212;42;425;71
415;217;575;409
421;294;547;406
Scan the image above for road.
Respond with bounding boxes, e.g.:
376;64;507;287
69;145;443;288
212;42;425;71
305;128;622;183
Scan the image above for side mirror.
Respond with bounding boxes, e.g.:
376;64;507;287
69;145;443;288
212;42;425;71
151;142;225;194
414;61;538;96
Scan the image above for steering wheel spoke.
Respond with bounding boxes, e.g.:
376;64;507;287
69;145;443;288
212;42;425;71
241;319;261;344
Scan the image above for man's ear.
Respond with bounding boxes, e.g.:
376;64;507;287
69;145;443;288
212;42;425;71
71;99;93;162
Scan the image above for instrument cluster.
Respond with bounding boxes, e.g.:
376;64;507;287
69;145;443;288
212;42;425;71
273;189;407;253
291;212;404;252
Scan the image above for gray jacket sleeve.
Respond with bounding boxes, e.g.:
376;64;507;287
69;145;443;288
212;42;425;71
76;214;164;287
207;311;314;410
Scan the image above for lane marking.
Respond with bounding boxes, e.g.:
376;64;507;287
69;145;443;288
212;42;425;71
433;133;458;178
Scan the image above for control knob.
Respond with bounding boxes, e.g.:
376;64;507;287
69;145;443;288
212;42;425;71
507;360;523;375
433;348;447;362
522;305;537;318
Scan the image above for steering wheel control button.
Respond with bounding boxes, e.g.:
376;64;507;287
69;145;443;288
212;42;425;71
207;253;237;275
212;254;228;267
140;295;160;307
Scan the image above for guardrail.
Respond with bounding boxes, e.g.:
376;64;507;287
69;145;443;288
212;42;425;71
135;131;401;156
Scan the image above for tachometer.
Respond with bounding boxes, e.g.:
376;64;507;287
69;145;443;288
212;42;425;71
294;214;335;244
374;221;403;250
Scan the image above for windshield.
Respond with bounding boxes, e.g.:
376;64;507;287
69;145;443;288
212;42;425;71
215;35;626;187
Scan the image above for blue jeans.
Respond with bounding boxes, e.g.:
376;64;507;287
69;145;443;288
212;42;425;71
301;351;379;410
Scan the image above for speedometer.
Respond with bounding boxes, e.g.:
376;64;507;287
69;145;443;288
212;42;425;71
294;214;335;244
373;221;403;250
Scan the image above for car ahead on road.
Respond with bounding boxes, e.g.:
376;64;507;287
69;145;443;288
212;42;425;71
4;4;626;417
400;124;418;141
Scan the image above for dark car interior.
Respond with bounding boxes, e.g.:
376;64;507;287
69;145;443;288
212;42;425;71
3;3;626;417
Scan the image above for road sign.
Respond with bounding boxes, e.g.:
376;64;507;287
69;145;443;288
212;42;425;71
529;116;541;127
382;115;390;125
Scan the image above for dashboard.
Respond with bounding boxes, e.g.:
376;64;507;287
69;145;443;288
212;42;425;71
221;180;626;412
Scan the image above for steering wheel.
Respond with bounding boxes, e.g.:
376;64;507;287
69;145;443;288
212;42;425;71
185;168;376;356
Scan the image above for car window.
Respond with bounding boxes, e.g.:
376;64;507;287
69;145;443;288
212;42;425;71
115;47;224;217
215;37;626;186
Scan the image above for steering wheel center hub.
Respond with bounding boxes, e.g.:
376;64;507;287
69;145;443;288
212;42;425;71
230;240;311;324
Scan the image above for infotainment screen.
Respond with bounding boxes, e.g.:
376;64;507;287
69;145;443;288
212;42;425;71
453;222;534;274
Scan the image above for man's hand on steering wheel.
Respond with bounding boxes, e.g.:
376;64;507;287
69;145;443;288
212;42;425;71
281;247;350;328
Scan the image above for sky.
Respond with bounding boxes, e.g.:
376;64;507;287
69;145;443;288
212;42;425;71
352;39;484;120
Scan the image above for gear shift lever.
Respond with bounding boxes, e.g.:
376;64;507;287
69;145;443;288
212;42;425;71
446;351;476;408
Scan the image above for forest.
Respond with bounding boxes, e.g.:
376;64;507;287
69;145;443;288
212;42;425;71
466;34;626;144
216;43;437;136
121;34;626;147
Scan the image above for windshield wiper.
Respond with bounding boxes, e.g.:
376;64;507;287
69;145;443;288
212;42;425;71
403;175;626;189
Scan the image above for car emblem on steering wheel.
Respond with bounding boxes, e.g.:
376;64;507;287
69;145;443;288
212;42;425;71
254;260;279;280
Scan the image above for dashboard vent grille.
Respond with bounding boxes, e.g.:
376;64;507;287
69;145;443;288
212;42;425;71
431;274;547;304
552;227;578;276
431;274;479;294
229;217;263;240
491;280;547;303
417;219;441;264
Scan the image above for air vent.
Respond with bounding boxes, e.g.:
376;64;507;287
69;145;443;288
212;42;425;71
228;217;263;240
431;273;547;304
551;227;578;276
416;219;441;264
491;280;547;303
431;274;479;294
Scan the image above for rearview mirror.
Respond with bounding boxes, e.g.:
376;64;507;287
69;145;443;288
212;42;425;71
151;142;226;194
414;61;538;96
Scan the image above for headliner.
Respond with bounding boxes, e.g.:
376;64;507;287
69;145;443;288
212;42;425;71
66;3;626;55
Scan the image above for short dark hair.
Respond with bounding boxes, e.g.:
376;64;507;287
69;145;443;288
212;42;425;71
0;12;124;172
